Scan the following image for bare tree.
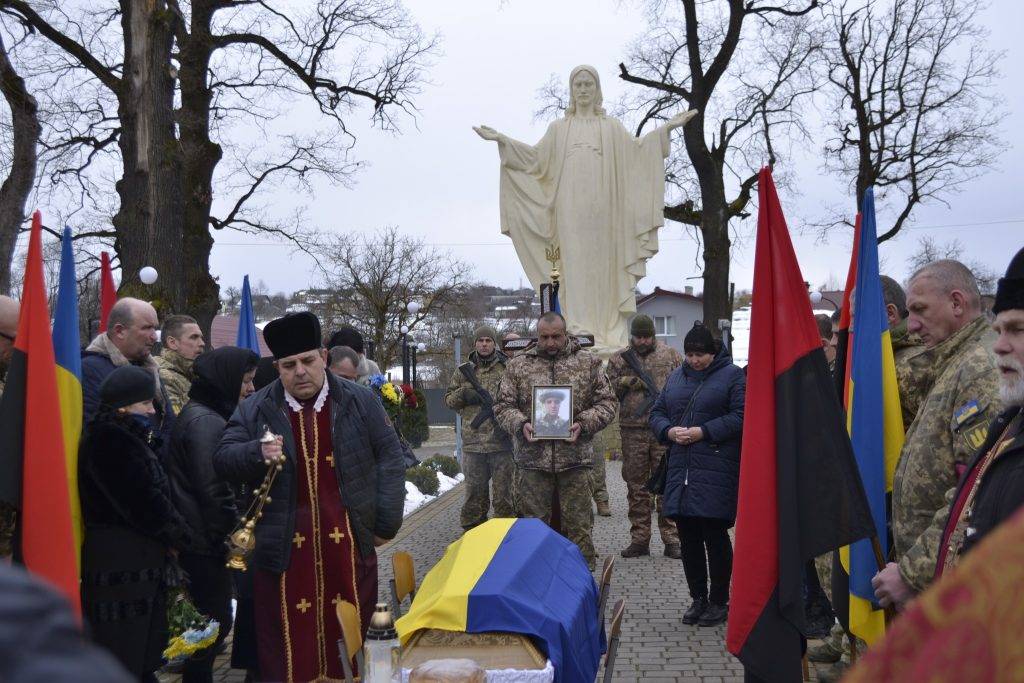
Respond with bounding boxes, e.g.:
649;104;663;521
616;0;820;327
905;235;997;295
0;0;436;331
822;0;1004;242
311;227;473;371
0;30;38;294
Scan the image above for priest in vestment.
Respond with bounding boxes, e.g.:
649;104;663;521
215;312;406;682
476;65;696;353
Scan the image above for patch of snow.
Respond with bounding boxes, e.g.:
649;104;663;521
402;473;464;517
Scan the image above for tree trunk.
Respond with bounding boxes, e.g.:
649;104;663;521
177;0;221;336
681;113;733;333
111;0;186;316
0;34;39;295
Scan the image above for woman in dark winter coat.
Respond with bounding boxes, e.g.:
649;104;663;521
650;323;745;628
79;365;191;680
165;347;258;683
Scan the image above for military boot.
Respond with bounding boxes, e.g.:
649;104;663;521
596;500;611;516
620;542;650;558
663;543;682;559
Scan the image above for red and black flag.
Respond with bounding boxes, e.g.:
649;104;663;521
726;169;874;681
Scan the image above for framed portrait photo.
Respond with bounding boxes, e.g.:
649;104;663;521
531;385;574;440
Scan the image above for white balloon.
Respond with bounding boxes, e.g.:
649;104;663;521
809;290;823;304
406;301;421;315
139;266;158;285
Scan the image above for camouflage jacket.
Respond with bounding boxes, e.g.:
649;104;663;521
891;319;927;430
495;339;617;472
156;349;193;416
893;316;1001;592
606;341;682;428
444;351;512;453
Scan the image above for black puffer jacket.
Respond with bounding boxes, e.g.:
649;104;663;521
213;371;406;571
166;347;258;556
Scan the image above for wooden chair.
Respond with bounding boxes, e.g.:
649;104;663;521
390;551;417;617
601;599;626;683
335;599;365;683
597;555;615;624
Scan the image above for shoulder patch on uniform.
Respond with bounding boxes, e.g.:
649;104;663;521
953;400;983;428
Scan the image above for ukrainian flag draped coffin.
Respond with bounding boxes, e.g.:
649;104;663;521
838;188;904;645
0;212;80;614
53;226;84;559
726;169;875;682
396;518;605;683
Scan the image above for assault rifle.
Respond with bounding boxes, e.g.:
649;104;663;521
621;348;659;418
458;362;501;430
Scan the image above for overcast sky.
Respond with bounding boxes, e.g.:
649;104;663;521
208;0;1024;298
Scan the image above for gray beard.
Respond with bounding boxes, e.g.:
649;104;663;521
1000;376;1024;407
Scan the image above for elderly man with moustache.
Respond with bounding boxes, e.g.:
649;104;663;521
871;260;1002;609
214;312;405;682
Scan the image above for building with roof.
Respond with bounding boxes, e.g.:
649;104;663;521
634;286;704;355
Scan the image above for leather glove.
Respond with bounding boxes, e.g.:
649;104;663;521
462;388;483;405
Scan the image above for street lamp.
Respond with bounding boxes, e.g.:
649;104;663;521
810;290;840;311
412;342;427;387
401;300;419;386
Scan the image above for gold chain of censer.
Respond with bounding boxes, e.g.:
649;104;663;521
226;426;285;571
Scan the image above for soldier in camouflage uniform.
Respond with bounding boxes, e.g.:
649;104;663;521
606;314;682;559
872;260;1001;608
0;295;19;558
445;325;515;530
495;312;617;570
155;315;205;416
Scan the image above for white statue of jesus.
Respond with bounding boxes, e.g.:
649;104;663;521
474;64;695;352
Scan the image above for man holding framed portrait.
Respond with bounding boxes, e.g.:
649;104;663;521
496;313;617;571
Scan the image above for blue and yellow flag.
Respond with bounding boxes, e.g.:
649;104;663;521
840;188;904;645
53;226;83;560
396;518;604;683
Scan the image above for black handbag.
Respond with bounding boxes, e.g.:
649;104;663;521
644;380;706;496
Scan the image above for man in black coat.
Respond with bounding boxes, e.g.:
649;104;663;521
932;246;1024;578
213;312;405;681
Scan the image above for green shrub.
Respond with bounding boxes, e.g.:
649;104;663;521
425;454;461;478
405;465;440;496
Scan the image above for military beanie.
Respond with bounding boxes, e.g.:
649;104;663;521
474;325;499;343
993;246;1024;314
100;366;157;409
630;315;655;338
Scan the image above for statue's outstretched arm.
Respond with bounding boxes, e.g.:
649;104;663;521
473;125;504;142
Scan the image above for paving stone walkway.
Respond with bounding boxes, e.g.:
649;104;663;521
166;456;829;682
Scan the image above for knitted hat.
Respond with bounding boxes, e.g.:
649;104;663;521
683;322;716;354
630;315;655;338
474;325;499;343
264;312;322;360
99;366;156;409
993;246;1024;314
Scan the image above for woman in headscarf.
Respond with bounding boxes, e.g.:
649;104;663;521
650;323;746;628
79;365;191;680
165;346;258;683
